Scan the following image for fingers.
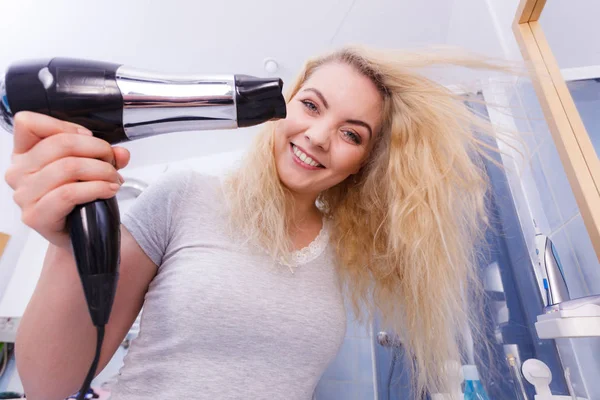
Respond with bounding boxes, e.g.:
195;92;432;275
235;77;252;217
12;111;91;155
6;111;133;250
12;157;124;208
20;181;121;235
18;133;117;174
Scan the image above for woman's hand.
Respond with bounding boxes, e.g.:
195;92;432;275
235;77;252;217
4;111;130;250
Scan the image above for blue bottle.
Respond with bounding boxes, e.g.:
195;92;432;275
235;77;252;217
462;365;490;400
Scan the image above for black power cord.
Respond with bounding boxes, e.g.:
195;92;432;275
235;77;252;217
76;325;105;400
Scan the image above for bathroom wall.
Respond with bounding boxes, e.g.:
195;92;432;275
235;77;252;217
482;76;600;399
566;79;600;156
476;2;600;397
517;77;600;399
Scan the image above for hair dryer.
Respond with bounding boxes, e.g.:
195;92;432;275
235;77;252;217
0;57;286;399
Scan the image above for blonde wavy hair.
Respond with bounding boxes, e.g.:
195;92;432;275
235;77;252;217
224;45;519;396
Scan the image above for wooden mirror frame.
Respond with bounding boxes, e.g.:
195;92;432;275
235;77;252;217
513;0;600;261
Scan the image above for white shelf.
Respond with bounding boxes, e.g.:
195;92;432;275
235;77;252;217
536;315;600;339
535;296;600;339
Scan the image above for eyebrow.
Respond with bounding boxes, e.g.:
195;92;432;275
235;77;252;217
302;87;373;139
303;88;329;109
346;119;372;139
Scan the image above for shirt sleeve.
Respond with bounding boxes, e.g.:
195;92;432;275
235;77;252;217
121;168;192;266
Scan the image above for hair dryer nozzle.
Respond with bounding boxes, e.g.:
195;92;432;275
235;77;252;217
235;75;286;127
0;78;14;132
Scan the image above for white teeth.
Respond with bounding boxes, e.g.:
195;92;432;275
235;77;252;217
292;145;322;168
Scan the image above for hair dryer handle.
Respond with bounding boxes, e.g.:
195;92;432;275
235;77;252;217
67;197;121;327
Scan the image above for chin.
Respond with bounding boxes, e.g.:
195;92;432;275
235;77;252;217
275;164;318;195
278;172;315;194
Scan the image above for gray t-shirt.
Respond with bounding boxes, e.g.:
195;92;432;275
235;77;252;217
109;169;347;400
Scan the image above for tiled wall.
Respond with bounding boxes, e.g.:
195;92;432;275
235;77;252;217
567;80;600;154
484;77;600;399
314;303;376;400
511;77;600;298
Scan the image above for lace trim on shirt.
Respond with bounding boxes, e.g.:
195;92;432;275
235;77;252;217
275;219;330;271
290;219;330;265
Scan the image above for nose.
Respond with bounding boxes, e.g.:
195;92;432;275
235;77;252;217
304;124;331;151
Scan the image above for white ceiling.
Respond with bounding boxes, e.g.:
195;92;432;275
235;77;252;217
330;0;454;49
540;0;600;70
0;0;497;84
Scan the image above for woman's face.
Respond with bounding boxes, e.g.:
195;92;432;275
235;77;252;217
274;62;383;197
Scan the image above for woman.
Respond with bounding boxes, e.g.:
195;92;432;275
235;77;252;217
5;45;512;399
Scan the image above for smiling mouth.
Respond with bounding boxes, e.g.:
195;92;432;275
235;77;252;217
290;143;325;168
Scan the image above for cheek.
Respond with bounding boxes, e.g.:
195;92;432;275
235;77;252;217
289;104;308;128
274;119;299;157
332;145;367;174
278;120;295;139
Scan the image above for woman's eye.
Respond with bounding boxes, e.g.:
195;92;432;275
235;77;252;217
343;130;361;145
301;100;318;113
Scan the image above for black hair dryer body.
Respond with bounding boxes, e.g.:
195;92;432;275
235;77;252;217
0;58;285;341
